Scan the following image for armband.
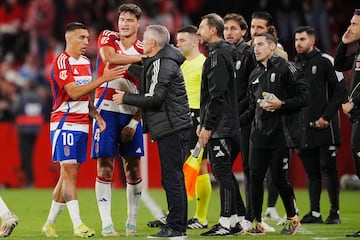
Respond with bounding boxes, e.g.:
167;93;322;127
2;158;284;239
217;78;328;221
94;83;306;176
127;119;139;130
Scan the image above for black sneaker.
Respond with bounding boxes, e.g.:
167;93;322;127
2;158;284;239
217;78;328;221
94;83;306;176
200;223;231;236
147;226;186;239
147;216;167;228
325;212;341;224
230;222;243;235
300;212;324;224
346;230;360;238
187;218;208;229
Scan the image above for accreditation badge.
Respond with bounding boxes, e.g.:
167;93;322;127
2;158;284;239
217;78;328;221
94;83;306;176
356;54;360;71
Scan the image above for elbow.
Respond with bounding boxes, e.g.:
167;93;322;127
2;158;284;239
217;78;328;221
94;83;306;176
67;91;81;100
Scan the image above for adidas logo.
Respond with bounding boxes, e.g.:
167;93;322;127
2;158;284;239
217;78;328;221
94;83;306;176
213;146;225;158
73;68;79;75
136;148;142;154
98;197;108;202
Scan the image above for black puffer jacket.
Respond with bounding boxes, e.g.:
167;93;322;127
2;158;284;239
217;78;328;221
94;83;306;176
200;40;239;138
124;44;192;141
296;48;347;148
334;41;360;121
240;55;308;149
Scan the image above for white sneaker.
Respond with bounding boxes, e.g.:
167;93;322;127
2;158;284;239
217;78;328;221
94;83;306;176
277;215;286;226
101;224;119;237
261;220;275;232
125;223;137;236
0;212;19;237
264;207;281;221
240;219;252;231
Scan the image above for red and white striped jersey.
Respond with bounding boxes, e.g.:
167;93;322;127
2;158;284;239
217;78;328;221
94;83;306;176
49;51;92;133
94;30;143;114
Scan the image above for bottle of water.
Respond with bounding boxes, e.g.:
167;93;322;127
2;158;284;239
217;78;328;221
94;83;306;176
262;91;273;100
257;92;273;107
309;121;318;128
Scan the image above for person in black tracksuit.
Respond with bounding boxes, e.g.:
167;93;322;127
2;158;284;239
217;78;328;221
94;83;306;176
240;32;308;235
294;26;347;225
197;13;245;236
223;13;257;224
334;9;360;238
113;25;192;238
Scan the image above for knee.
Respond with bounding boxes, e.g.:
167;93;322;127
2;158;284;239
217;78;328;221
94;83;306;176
97;159;114;178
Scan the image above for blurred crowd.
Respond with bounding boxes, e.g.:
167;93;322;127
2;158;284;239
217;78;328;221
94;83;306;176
0;0;357;123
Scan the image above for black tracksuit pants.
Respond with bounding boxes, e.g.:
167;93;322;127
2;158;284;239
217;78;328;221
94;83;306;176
297;145;340;213
249;147;297;221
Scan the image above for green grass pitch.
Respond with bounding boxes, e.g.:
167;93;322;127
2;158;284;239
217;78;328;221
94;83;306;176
1;188;359;239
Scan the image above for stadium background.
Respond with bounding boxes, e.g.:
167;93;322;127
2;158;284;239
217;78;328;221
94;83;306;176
0;0;358;189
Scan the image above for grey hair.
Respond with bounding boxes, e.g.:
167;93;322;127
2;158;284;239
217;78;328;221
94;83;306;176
145;25;170;48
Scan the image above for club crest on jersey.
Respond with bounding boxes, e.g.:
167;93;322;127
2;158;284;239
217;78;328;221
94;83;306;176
59;70;67;81
312;65;317;74
270;73;276;82
235;60;241;70
64;146;70;157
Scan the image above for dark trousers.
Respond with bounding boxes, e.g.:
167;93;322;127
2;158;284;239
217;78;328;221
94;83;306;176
158;128;190;233
297;146;340;213
266;150;294;208
19;133;37;186
240;125;252;220
250;147;296;221
208;136;245;218
351;121;360;179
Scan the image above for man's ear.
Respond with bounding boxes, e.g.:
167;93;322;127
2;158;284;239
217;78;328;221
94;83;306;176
270;42;277;51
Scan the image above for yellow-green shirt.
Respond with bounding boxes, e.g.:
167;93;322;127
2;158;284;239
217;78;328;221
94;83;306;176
181;54;206;109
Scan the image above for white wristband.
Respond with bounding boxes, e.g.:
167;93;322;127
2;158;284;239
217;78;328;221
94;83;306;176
127;119;139;130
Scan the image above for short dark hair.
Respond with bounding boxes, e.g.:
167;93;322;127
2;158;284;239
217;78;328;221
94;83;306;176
295;26;315;36
65;22;87;33
251;11;273;27
118;3;142;20
255;32;278;45
177;25;198;34
201;13;224;38
355;9;360;16
223;13;248;30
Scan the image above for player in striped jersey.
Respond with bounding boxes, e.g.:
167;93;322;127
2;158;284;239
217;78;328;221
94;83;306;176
41;22;124;238
90;3;145;237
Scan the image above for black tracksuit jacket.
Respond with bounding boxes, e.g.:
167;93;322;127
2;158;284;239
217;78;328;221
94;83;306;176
296;48;347;148
240;55;308;149
334;41;360;121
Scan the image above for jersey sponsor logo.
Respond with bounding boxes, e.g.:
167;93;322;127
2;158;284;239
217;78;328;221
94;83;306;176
59;70;67;80
76;78;91;86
